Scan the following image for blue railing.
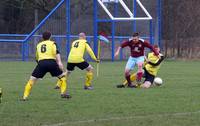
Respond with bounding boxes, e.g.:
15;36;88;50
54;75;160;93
0;34;153;61
0;0;160;61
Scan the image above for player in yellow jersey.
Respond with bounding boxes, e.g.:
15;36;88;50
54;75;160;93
21;31;71;101
54;32;99;90
117;45;164;88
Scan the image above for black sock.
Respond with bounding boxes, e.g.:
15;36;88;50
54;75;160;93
125;75;132;85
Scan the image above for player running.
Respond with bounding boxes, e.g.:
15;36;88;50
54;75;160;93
115;32;159;88
117;45;164;88
54;32;99;90
21;31;70;101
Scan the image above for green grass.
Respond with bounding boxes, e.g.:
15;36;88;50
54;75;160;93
0;61;200;126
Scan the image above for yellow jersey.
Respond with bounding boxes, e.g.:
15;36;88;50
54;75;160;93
145;52;164;76
36;40;58;61
68;39;97;63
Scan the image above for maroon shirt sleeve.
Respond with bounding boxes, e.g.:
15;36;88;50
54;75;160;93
121;40;130;48
143;41;159;55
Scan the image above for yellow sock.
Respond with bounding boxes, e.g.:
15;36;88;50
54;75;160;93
122;73;137;85
23;80;34;99
130;73;137;82
56;79;62;87
60;76;67;94
85;71;93;87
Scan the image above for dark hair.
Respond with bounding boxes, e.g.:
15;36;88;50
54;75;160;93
42;31;51;40
132;32;139;37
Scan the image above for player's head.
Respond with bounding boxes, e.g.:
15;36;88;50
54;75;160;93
154;44;160;53
79;32;86;39
42;31;52;40
132;32;139;43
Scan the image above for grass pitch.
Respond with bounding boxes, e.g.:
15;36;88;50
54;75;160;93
0;60;200;126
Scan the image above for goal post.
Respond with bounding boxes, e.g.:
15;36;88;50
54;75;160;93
94;0;159;61
97;0;152;20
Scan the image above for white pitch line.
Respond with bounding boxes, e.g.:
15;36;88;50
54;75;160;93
43;110;200;126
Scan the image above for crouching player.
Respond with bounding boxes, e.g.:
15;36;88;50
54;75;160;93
117;45;164;88
21;31;70;101
54;32;99;90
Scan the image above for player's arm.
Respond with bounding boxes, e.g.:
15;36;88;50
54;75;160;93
115;40;129;57
35;48;39;63
114;47;121;57
53;43;64;70
147;55;164;66
144;41;159;56
86;43;98;62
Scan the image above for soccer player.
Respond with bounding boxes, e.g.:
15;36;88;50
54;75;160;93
54;32;99;90
21;31;70;101
115;32;159;87
117;45;164;88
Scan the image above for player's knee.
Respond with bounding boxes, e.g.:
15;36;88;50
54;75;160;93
137;62;143;69
65;70;71;76
142;81;151;88
86;65;93;72
30;76;37;81
125;68;130;73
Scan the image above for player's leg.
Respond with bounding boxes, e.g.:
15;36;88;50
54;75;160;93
140;69;154;89
85;65;94;90
54;61;66;89
136;56;145;83
51;62;74;98
77;61;93;90
140;81;151;88
124;57;137;88
54;71;68;89
54;79;62;89
122;73;137;86
57;72;71;98
54;71;67;89
22;76;38;100
117;57;137;88
22;64;46;100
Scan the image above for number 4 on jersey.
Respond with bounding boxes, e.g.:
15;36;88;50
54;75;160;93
74;42;79;48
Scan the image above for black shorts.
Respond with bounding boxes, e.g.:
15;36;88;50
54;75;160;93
67;61;89;71
32;59;63;78
143;68;155;84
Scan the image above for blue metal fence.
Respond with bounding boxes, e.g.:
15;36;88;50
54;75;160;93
0;0;161;61
0;34;152;61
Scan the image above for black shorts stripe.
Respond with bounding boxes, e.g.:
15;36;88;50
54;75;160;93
67;61;89;71
32;59;63;78
143;68;155;84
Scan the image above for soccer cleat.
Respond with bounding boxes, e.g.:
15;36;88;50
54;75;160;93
127;84;137;88
116;84;126;88
20;98;28;101
61;94;72;99
54;86;60;89
84;86;93;90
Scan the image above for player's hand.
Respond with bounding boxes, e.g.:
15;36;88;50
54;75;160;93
96;59;100;63
157;55;161;59
146;59;150;63
114;52;119;58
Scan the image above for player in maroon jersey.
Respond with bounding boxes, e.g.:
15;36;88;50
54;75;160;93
114;32;159;88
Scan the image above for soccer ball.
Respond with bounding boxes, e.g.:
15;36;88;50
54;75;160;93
154;77;163;86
